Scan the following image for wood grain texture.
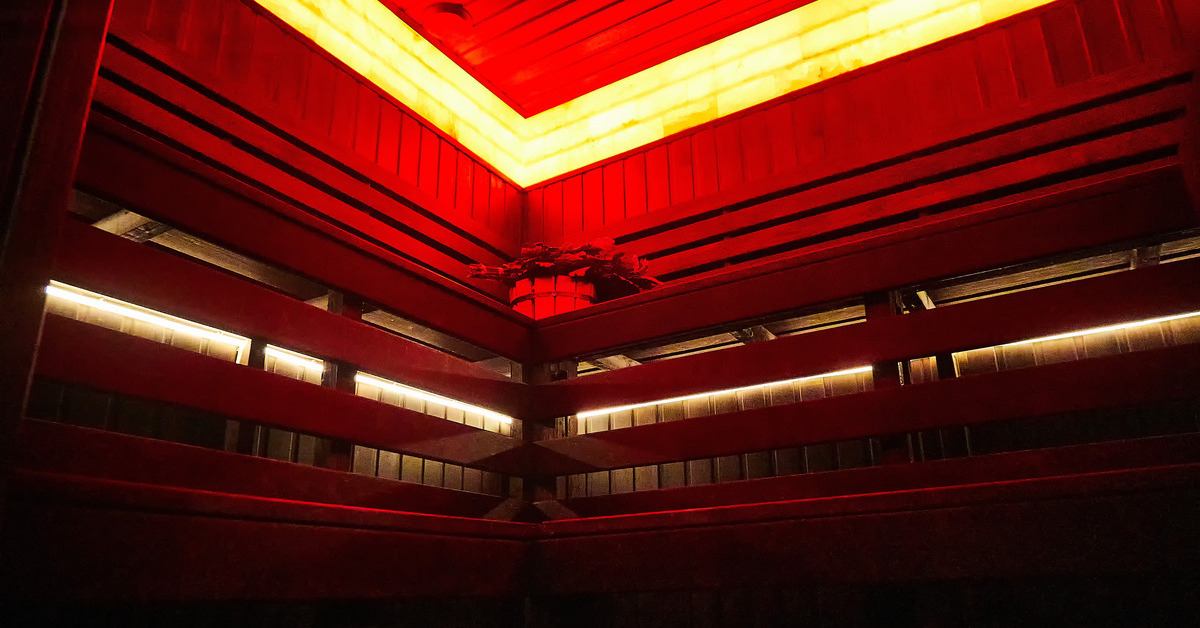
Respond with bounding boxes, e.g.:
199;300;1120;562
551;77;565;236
53;221;528;416
534;344;1200;475
35;316;523;473
528;0;1186;258
109;0;521;251
382;0;809;115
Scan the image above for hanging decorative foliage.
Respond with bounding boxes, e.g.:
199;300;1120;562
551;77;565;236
468;238;659;301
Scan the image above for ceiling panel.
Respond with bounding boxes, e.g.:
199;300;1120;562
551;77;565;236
382;0;812;116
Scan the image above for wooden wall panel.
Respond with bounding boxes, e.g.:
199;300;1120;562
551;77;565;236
527;0;1188;250
109;0;521;252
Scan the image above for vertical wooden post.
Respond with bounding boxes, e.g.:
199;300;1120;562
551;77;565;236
865;291;903;388
0;0;113;529
522;360;578;521
235;338;270;456
865;291;911;464
318;291;362;472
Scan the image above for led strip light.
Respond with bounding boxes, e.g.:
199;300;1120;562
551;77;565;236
576;366;874;419
254;0;1057;186
355;372;514;424
45;282;509;425
45;282;250;362
994;311;1200;348
264;345;326;372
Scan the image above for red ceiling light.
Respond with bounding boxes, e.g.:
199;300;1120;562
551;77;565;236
422;2;472;40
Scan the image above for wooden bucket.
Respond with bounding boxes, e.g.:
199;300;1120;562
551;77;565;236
509;276;597;320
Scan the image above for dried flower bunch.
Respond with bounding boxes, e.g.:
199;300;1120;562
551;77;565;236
468;238;659;298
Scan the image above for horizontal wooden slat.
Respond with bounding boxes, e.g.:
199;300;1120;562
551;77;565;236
15;419;508;518
103;25;520;255
550;57;1190;246
629;72;1191;264
91;73;489;295
653;112;1184;277
76;125;533;360
535;165;1196;361
53;220;527;416
97;41;512;267
532;343;1200;475
534;464;1200;592
34;316;525;474
2;470;529;600
536;256;1200;419
551;433;1200;518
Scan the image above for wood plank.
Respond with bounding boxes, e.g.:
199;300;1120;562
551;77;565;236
525;186;545;245
974;29;1022;111
3;471;528;600
602;161;625;227
1078;0;1136;75
645;145;671;212
535;465;1200;592
75;127;532;359
398;112;422;184
178;0;225;69
543;180;564;243
554;433;1200;517
582;167;604;232
536;256;1200;419
97;43;514;266
52;221;527;415
353;86;381;163
668;136;695;206
563;174;584;236
691;127;720;199
553;58;1190;249
533;344;1200;475
377;99;401;175
535;166;1194;360
1041;3;1096;87
92;79;487;285
456;151;476;218
438;139;459;206
104;27;519;257
35;316;524;472
1009;13;1058;99
0;0;111;534
488;172;507;232
16;420;507;518
418;126;441;196
653;118;1183;276
714;116;746;191
626;77;1190;262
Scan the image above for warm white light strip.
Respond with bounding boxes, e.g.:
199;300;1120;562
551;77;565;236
45;282;250;361
255;0;1056;185
576;366;874;419
354;372;514;424
264;345;325;372
996;311;1200;349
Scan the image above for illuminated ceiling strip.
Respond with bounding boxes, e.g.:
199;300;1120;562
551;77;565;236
265;345;325;372
355;372;514;424
45;282;250;361
576;366;874;419
994;311;1200;349
255;0;1055;186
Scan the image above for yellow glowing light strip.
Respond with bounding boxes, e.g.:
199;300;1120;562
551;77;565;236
264;345;325;372
576;366;873;419
995;311;1200;349
254;0;1055;186
354;372;514;424
45;282;250;361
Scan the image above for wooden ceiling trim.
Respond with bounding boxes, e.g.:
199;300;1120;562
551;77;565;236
254;0;1063;186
